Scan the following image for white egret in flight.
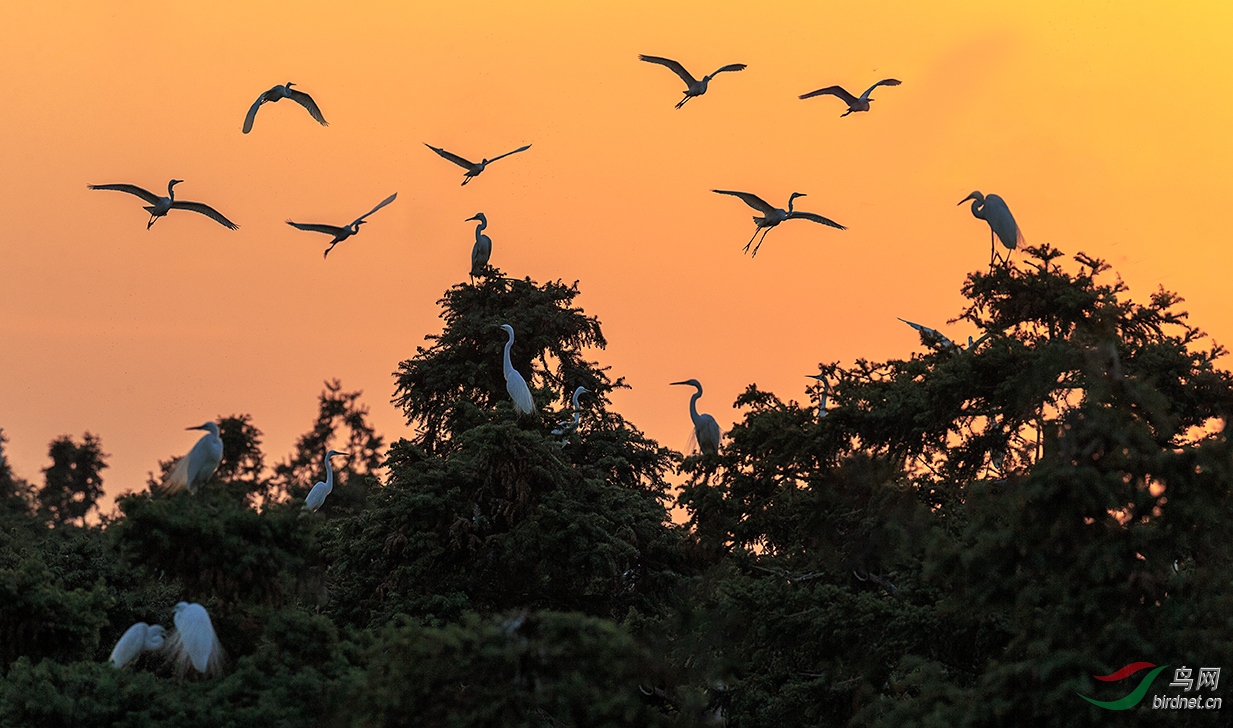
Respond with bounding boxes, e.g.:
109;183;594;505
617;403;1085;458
242;82;328;134
88;179;238;230
552;386;591;440
466;213;492;279
425;143;532;186
109;623;166;668
799;79;901;117
286;193;397;259
169;602;224;675
161;422;223;495
304;449;347;512
497;324;535;415
637;55;747;109
806;374;829;419
670;379;721;455
712;190;846;256
959;191;1024;265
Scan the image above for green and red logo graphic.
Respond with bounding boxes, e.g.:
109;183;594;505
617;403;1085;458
1078;662;1168;710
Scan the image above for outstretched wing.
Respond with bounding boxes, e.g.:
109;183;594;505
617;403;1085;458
287;88;329;126
425;144;476;169
789;211;846;230
87;183;161;204
170;201;239;230
241;92;268;133
799;85;859;104
898;317;956;349
638;55;698;86
712;189;776;214
486;144;532;164
353;192;398;224
286;220;346;236
860;78;901;100
709;63;747;76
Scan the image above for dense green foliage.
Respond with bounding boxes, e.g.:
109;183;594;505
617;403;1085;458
2;255;1231;726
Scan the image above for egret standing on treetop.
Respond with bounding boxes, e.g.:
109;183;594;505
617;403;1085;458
108;623;166;668
286;193;397;259
242;82;328;134
88;179;239;230
799;79;901;116
425;144;532;186
304;449;347;512
959;191;1023;266
806;374;830;419
168;602;224;676
161;422;223;494
467;213;492;279
712;190;846;257
552;386;591;440
637;54;747;108
497;324;535;415
670;379;721;455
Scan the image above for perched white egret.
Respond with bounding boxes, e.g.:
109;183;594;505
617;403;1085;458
552;386;591;440
497;324;535;415
466;213;492;279
286;193;397;259
304;449;347;512
806;374;829;419
242;82;328;134
161;422;223;495
637;55;747;108
425;144;532;185
108;622;166;668
712;190;846;257
899;318;994;354
168;602;224;676
88;179;238;230
670;379;721;455
959;191;1024;265
799;79;901;116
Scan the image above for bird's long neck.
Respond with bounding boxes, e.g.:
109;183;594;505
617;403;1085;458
167;183;176;201
503;332;515;371
689;389;702;425
474;219;487;238
325;457;335;487
969;198;985;220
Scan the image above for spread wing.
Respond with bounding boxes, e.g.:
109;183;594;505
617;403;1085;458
170;201;239;230
352;192;397;224
286;220;346;236
861;78;901;99
799;85;859;104
425;144;476;169
712;189;776;214
486;145;532;164
87;183;161;204
287;88;328;126
241;92;268;133
789;211;846;230
638;55;698;86
709;63;747;76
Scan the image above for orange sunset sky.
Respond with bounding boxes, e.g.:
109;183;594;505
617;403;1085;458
1;2;1231;510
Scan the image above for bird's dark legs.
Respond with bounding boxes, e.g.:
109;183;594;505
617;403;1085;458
750;228;772;257
675;94;691;109
741;226;762;254
323;242;338;259
989;230;996;268
841;109;853;117
146;215;157;229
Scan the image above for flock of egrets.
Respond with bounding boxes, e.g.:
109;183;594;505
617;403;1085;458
98;56;1025;676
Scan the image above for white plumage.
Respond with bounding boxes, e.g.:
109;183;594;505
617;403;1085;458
498;324;536;415
168;602;224;675
161;422;223;494
670;379;722;455
304;449;347;512
108;622;166;668
959;191;1024;265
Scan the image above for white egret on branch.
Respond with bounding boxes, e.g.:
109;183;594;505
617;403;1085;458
670;379;721;455
552;386;591;440
959;191;1023;265
161;422;223;495
497;324;535;415
466;213;492;279
304;449;347;512
806;374;829;419
799;79;901;116
898;318;995;354
637;55;747;108
712;190;846;257
108;623;166;668
169;602;224;675
286;193;397;259
88;179;238;230
242;82;328;134
425;143;532;186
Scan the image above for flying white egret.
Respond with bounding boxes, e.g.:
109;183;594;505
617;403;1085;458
242;82;328;134
286;192;397;259
497;324;535;415
712;190;846;257
799;79;901;116
806;374;829;419
303;449;347;512
168;602;224;676
425;143;532;186
88;179;238;230
108;622;166;668
670;379;721;455
637;55;747;108
552;386;591;439
466;213;492;279
959;191;1024;265
161;422;223;495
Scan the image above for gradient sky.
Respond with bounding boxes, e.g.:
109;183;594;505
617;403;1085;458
1;2;1231;510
